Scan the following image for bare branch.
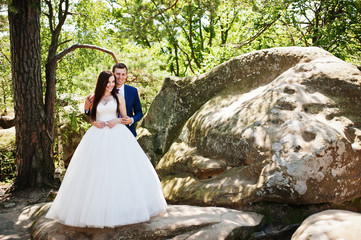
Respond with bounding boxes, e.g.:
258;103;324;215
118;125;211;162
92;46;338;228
0;49;11;64
175;43;195;74
55;0;69;35
279;19;296;46
65;11;90;18
44;0;54;32
234;16;280;49
149;0;178;20
56;44;118;63
57;39;72;47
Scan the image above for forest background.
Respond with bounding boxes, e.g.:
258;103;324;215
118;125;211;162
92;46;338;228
0;0;360;186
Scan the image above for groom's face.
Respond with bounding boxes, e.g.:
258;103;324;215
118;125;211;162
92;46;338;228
114;68;127;88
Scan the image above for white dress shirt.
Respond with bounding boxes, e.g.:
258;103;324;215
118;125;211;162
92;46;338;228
117;85;125;96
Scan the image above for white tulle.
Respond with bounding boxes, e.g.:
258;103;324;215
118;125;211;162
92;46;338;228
46;98;167;228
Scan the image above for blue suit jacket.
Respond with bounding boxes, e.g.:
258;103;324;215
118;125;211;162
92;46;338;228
123;84;143;136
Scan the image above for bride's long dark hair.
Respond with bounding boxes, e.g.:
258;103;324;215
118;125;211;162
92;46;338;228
90;70;120;121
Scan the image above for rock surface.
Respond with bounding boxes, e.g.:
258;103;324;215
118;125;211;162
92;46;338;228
31;203;263;240
0;127;15;146
137;47;361;207
0;116;15;129
291;209;361;240
0;188;49;240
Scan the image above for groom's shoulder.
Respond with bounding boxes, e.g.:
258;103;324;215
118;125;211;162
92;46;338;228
124;84;138;92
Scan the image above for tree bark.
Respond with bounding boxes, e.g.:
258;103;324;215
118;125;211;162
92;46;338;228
8;0;55;189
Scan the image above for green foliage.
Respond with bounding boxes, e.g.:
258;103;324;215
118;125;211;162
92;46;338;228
116;42;169;112
0;5;12;115
0;149;15;183
283;0;361;60
350;198;361;212
0;130;16;183
53;93;92;163
107;0;361;77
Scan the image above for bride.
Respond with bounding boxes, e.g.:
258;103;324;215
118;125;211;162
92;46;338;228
46;70;167;228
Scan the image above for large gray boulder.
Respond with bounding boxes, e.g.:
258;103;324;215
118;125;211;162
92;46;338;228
292;209;361;240
138;47;361;207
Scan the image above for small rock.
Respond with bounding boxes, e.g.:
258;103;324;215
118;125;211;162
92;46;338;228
46;190;58;202
254;121;261;126
4;202;16;208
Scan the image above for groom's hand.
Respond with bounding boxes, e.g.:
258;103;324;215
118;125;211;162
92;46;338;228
121;116;133;125
85;94;94;107
87;94;94;103
84;94;94;114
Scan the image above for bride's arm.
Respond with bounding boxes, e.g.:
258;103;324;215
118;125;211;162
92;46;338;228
106;94;127;128
118;94;127;118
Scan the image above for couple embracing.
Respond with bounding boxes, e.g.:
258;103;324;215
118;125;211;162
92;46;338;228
46;63;167;228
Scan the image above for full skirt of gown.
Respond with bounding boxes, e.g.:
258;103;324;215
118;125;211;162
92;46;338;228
46;99;167;228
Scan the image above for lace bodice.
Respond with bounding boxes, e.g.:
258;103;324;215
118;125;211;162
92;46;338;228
96;98;118;122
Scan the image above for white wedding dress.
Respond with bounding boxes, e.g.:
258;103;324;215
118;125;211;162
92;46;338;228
46;98;167;228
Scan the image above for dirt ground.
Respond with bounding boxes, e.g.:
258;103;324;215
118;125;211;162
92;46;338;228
0;184;50;240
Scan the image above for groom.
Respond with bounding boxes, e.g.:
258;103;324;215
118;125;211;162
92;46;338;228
84;63;143;136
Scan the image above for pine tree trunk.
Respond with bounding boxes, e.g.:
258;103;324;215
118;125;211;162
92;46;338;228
8;0;55;189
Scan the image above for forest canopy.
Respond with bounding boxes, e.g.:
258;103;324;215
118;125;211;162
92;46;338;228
1;0;360;113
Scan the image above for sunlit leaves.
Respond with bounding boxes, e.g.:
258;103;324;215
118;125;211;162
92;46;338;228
0;4;11;113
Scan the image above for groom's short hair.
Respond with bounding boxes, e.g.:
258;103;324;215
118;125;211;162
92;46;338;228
112;63;128;73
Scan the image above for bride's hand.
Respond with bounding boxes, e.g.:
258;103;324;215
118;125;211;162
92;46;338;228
92;121;107;129
106;118;121;129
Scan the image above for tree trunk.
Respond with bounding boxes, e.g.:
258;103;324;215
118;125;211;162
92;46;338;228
45;43;57;142
8;0;55;189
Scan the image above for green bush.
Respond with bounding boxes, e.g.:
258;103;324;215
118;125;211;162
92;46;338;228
0;130;16;183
